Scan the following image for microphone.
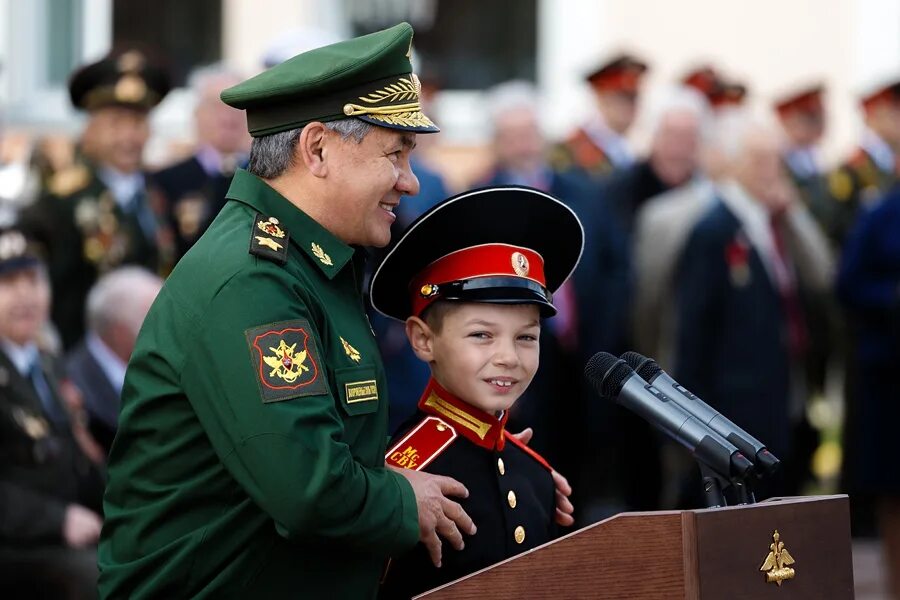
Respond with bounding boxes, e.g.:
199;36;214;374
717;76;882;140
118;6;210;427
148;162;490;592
584;352;753;480
620;351;780;477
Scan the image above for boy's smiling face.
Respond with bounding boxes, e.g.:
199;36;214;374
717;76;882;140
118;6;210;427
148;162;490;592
406;302;541;414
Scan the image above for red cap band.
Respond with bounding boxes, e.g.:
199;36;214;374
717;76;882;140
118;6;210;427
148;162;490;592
410;243;546;317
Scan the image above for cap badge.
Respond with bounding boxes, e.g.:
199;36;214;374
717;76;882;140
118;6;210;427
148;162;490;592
257;217;285;238
511;252;530;277
311;242;333;266
420;283;439;298
114;75;147;103
340;336;362;363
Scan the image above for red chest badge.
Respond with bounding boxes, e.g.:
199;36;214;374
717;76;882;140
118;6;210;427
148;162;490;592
245;319;327;402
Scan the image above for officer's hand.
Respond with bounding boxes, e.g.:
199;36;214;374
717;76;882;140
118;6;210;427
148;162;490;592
63;504;102;548
511;428;575;527
391;466;476;567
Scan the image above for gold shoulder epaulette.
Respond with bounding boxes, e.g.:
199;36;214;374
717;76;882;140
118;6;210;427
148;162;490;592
49;165;91;197
386;416;458;471
249;213;289;265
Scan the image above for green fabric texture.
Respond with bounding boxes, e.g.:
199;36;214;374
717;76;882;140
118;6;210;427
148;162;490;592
98;169;419;599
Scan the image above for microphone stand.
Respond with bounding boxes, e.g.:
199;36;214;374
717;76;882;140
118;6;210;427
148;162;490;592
697;462;756;508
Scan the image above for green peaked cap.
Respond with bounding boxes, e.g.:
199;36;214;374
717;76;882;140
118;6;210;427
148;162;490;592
221;22;438;137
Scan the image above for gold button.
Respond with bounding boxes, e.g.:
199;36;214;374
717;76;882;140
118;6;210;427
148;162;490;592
497;458;505;475
436;423;447;432
514;525;525;544
507;490;517;508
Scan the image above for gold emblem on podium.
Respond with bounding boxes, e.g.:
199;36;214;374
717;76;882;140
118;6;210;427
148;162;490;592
760;530;796;586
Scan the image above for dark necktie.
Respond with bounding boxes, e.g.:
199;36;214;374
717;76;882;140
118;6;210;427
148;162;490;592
29;358;67;426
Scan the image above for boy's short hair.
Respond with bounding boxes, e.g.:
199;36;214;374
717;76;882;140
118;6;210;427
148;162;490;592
418;300;454;334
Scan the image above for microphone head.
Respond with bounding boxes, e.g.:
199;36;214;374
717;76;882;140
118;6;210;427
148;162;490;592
621;350;661;382
584;352;633;399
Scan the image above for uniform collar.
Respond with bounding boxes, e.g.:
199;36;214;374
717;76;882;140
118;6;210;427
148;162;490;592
417;378;508;450
0;338;39;377
225;169;354;278
861;129;895;173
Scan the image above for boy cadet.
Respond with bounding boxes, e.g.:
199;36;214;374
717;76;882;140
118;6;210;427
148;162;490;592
371;186;583;598
98;24;480;598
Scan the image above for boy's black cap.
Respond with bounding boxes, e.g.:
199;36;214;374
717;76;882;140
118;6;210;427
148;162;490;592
370;186;584;322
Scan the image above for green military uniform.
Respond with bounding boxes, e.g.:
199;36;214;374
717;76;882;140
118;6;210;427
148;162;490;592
19;50;172;348
99;22;438;598
20;164;162;349
824;148;896;248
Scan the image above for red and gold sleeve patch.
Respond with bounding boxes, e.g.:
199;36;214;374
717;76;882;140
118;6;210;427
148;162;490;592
245;318;327;402
385;416;458;471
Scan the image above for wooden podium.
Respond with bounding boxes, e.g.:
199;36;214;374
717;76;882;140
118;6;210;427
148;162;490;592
417;495;853;599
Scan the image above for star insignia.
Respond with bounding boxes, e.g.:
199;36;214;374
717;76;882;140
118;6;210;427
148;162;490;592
255;236;283;252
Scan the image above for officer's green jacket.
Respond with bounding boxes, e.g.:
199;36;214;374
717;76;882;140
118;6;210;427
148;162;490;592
98;169;419;598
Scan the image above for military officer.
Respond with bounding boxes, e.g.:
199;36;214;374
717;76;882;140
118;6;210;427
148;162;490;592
151;66;250;263
550;53;648;178
98;24;480;598
0;227;105;599
20;50;172;350
824;76;900;249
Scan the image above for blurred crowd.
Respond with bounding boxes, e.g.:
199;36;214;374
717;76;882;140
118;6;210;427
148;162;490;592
0;42;899;597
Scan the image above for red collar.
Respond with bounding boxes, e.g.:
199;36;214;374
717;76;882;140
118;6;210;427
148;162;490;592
417;378;508;451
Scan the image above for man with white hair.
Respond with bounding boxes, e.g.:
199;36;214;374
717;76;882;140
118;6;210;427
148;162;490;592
673;116;831;501
602;87;708;237
152;66;251;262
65;267;163;453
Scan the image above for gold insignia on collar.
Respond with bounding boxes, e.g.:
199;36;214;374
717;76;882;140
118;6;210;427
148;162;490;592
311;242;333;266
760;530;796;586
340;336;362;362
511;252;530;277
255;236;283;252
257;217;285;239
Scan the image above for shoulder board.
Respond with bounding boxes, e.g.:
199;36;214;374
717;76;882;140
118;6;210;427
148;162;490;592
249;212;290;265
386;416;458;471
49;165;91;197
505;434;553;472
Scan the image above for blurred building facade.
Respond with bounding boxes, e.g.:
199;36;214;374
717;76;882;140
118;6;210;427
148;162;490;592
0;0;898;173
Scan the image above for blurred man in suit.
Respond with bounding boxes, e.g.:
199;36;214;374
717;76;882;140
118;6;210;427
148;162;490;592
674;117;831;502
152;66;250;262
66;267;163;454
0;227;105;599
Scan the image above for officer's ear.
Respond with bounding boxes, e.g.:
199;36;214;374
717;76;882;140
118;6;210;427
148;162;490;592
405;316;435;363
297;122;329;178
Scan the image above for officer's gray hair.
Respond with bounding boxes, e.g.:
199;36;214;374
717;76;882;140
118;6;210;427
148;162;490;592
247;118;374;179
86;267;163;337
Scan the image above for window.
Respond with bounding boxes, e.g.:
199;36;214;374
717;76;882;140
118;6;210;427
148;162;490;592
112;0;222;87
347;0;537;90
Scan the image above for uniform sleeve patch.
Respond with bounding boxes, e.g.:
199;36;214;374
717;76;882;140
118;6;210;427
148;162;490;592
386;416;457;471
245;319;327;402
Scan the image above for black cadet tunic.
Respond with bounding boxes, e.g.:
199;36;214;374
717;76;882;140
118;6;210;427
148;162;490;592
380;378;558;599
